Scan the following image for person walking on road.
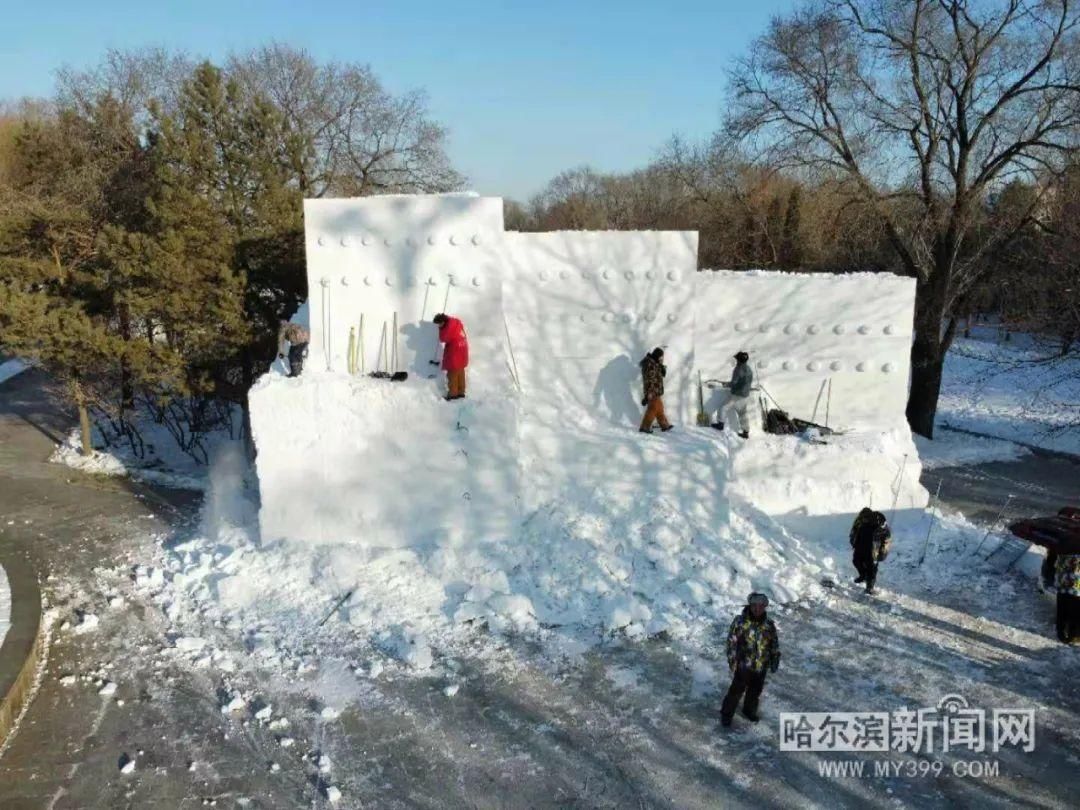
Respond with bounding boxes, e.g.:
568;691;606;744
434;313;469;400
277;319;310;378
1055;552;1080;643
639;347;673;434
721;592;780;727
712;351;753;439
849;508;892;595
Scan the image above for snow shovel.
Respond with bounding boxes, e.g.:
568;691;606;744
696;371;708;426
369;322;392;379
389;312;408;382
318;587;356;627
429;284;451;366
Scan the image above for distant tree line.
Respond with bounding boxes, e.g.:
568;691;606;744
0;45;460;457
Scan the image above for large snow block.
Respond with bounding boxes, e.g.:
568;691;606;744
694;271;916;430
502;231;698;424
250;372;520;549
303;195;505;380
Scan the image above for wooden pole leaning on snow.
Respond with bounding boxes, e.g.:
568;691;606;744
391;311;398;374
825;377;832;430
918;479;943;566
320;277;332;371
503;313;522;390
347;327;356;375
973;494;1014;557
358;315;365;374
430;283;452;366
889;454;909;526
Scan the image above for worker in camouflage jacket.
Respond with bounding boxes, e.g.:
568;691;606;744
720;592;780;727
277;319;310;378
1055;552;1080;643
638;347;673;433
850;508;892;595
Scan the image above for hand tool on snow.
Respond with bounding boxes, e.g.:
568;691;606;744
917;480;943;566
318;586;356;627
347;327;356;375
975;494;1015;557
696;371;708;426
429;283;451;366
358;314;365;374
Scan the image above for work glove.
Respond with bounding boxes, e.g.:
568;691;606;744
277;352;285;359
770;655;780;674
641;397;648;406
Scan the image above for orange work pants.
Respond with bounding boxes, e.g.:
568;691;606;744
447;368;467;398
639;396;670;431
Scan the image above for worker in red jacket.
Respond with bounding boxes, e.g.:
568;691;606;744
433;313;469;400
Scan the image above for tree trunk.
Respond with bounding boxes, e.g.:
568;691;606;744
906;337;945;439
74;383;93;456
119;305;134;413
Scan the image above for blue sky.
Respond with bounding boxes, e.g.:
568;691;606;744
1;0;796;200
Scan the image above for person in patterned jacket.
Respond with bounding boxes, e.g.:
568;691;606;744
277;319;310;378
1055;552;1080;643
850;508;892;595
638;347;673;434
721;592;780;727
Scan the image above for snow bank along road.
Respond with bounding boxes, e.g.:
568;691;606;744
1;369;1079;808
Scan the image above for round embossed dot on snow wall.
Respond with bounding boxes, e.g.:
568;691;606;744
856;362;868;372
449;235;460;246
882;362;896;373
319;276;331;287
384;277;393;287
883;325;896;335
317;236;326;247
667;272;677;281
858;325;871;335
735;322;750;332
834;324;846;335
759;324;771;334
340;236;350;247
340;276;349;286
560;270;570;280
785;323;799;335
471;234;482;246
783;360;795;371
807;324;820;335
602;270;611;280
621;313;632;323
625;271;635;280
427;235;437;246
758;360;770;370
363;276;372;286
646;270;656;280
807;360;821;371
667;313;677;323
383;238;393;247
602;312;614;323
539;271;548;282
361;236;373;246
472;277;481;287
830;360;844;371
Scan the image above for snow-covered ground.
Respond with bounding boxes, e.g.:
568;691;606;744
51;405;243;491
0;563;9;650
936;327;1080;456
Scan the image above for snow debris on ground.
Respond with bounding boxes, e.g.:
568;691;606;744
937;327;1080;454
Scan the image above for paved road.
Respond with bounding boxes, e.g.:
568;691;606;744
0;370;1077;809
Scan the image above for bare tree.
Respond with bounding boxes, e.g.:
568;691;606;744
228;43;464;196
728;0;1080;437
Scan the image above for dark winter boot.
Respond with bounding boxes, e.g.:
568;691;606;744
639;427;653;434
711;422;724;431
738;431;750;439
854;576;865;584
720;714;732;728
741;708;760;722
660;424;674;432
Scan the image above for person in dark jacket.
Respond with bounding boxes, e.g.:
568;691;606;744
639;347;673;434
850;508;892;595
721;592;780;727
712;351;753;439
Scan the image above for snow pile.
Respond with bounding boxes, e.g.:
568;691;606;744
132;362;932;676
